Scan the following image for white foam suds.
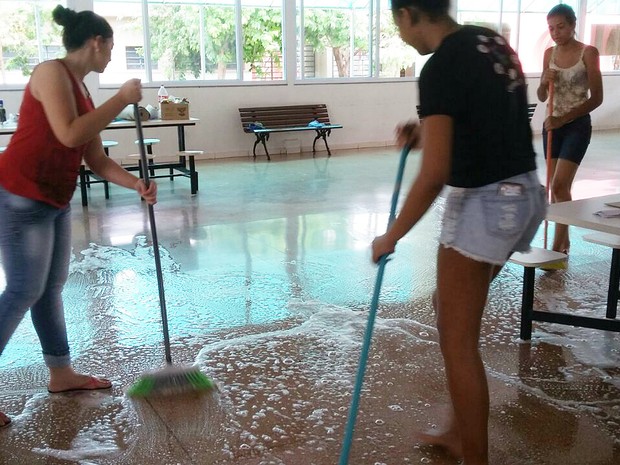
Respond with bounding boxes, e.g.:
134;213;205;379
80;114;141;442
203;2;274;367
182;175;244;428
1;236;618;462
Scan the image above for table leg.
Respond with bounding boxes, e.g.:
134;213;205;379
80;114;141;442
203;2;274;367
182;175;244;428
606;249;619;319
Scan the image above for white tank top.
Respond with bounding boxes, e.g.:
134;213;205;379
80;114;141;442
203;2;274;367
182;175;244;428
549;46;589;118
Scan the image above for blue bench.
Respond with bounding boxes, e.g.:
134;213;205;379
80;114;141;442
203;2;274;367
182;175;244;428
239;104;343;160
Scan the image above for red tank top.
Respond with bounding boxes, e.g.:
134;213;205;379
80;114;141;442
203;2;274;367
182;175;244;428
0;60;95;208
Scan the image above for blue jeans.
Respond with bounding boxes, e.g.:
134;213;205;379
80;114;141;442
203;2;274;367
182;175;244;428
439;171;547;266
0;184;72;368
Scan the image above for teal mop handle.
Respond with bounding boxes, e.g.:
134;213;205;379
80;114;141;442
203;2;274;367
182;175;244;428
338;145;411;465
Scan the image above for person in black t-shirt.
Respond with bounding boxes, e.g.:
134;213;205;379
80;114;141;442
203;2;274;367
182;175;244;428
372;2;546;464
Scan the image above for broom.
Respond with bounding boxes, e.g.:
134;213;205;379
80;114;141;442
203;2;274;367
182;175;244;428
127;103;215;397
339;145;411;465
542;80;567;270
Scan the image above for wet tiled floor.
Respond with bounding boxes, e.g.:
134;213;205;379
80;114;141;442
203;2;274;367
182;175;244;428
1;133;619;464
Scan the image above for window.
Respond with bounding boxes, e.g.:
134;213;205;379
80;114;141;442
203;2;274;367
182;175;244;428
95;0;284;83
125;46;145;70
298;0;372;79
0;0;65;85
2;0;618;88
378;0;422;78
297;0;420;79
95;1;146;84
584;0;620;71
456;0;580;73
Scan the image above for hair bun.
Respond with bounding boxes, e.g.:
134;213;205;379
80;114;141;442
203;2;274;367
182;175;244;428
52;5;78;28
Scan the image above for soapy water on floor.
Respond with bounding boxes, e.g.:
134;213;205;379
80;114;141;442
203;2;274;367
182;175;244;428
0;237;619;464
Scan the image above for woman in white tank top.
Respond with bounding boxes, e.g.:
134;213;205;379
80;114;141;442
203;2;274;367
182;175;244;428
537;4;603;256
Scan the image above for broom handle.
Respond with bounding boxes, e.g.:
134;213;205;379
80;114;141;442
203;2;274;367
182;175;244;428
134;104;173;365
543;80;554;250
339;145;411;465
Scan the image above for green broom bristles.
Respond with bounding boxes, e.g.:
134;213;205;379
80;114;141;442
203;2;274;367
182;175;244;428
127;365;215;398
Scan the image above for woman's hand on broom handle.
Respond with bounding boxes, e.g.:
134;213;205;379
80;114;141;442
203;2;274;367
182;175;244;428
395;120;422;149
371;233;397;264
134;178;158;205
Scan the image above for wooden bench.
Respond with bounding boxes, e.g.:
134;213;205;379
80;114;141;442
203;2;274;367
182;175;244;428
239;104;343;160
508;247;568;340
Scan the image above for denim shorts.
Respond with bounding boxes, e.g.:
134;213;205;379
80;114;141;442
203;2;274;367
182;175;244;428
439;171;547;266
542;114;592;165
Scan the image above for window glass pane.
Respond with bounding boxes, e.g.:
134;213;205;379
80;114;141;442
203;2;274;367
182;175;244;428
456;0;579;73
242;1;284;81
94;1;146;85
0;0;65;85
297;0;372;79
585;0;620;71
378;0;422;78
95;0;283;83
520;0;578;73
149;2;208;81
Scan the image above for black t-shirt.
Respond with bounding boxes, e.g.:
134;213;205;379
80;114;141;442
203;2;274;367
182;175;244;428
418;26;537;188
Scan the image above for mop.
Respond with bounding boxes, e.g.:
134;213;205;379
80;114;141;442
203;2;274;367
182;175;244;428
127;103;215;397
339;145;411;465
542;80;567;270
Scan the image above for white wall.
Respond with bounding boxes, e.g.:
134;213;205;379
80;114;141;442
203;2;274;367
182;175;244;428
1;76;618;160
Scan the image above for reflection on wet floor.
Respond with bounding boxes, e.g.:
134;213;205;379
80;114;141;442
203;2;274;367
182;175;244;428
1;135;619;464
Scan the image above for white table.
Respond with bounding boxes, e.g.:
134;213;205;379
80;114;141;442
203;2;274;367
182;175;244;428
529;194;620;334
1;118;198;152
547;193;620;236
1;118;200;206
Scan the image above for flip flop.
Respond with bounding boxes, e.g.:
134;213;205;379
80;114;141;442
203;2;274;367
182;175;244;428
47;375;112;394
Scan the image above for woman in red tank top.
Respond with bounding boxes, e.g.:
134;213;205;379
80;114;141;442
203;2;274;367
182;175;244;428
0;5;157;428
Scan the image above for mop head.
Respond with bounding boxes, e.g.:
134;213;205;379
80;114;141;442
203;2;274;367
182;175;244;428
540;255;568;271
127;365;215;398
541;261;567;271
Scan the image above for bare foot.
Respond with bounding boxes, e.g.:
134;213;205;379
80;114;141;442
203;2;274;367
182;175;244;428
48;367;112;394
0;410;11;428
414;428;463;459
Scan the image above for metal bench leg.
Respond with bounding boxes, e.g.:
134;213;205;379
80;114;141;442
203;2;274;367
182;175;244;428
102;146;111;198
606;248;620;319
145;145;156;176
189;155;198;194
253;134;270;161
137;160;146;202
313;129;333;157
520;267;535;340
79;165;89;207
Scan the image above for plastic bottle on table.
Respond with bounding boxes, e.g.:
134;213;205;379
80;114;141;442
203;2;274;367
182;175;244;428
158;85;168;103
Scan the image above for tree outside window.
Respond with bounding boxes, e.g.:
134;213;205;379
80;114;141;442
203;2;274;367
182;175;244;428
0;0;64;85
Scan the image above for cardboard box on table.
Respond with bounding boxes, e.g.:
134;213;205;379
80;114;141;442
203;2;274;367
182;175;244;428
160;102;190;120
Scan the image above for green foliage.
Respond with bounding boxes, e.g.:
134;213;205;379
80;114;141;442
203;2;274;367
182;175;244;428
149;5;204;80
242;8;282;77
303;8;369;77
149;5;282;80
0;4;62;78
